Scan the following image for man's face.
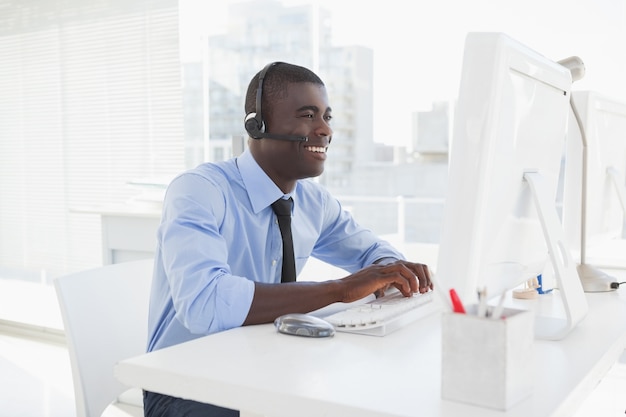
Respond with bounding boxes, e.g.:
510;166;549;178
252;82;333;192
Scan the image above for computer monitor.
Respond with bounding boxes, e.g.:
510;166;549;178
436;32;588;340
562;90;626;291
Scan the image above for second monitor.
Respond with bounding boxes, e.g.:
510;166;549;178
562;90;626;291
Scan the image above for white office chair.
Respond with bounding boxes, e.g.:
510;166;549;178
55;259;154;417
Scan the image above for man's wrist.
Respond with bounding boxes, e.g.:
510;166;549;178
373;257;399;266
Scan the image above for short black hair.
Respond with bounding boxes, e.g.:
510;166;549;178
244;62;325;118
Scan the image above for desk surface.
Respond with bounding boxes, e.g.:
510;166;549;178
115;287;626;417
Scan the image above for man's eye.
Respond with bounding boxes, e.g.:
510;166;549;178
325;115;333;122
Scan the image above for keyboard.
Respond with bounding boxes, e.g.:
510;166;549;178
322;289;440;336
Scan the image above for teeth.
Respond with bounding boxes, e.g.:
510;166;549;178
305;146;327;153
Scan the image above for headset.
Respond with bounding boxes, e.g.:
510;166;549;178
244;62;308;142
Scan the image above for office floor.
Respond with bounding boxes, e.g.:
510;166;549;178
0;331;75;417
0;277;75;416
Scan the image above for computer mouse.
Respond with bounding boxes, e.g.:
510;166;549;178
274;313;336;338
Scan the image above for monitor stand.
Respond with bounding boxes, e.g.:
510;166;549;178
524;172;589;340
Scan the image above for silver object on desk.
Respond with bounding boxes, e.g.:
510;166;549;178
274;313;336;337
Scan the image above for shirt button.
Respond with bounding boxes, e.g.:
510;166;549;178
272;260;277;266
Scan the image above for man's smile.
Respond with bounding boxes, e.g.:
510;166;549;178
304;145;327;153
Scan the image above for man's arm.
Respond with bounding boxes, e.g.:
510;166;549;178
243;261;430;325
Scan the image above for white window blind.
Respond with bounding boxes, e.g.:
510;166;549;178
0;0;184;278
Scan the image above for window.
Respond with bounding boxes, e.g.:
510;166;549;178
0;0;183;327
1;0;624;329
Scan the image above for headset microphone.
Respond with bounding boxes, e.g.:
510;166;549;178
245;62;309;142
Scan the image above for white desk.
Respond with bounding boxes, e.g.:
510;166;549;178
115;287;626;417
73;205;161;264
99;208;160;264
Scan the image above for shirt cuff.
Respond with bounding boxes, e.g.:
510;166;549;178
373;257;399;266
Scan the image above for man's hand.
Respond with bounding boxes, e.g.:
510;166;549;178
338;261;432;304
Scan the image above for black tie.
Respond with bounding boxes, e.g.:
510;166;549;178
271;197;296;283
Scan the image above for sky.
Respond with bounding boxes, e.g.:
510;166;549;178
180;0;626;146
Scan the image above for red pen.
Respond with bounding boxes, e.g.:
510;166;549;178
449;288;466;314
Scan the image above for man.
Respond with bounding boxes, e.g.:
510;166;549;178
144;62;433;416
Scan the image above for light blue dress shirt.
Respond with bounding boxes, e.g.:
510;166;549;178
147;149;404;352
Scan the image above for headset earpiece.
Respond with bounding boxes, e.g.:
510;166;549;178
244;112;264;139
245;62;278;139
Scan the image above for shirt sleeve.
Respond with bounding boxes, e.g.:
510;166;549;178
374;257;400;265
311;189;405;271
158;173;255;335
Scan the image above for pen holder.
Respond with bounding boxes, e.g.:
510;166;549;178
441;305;534;410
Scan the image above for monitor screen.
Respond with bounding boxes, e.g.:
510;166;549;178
436;33;587;339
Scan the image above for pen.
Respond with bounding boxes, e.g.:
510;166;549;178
449;288;466;314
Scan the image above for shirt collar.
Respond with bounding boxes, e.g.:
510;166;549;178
237;148;294;213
